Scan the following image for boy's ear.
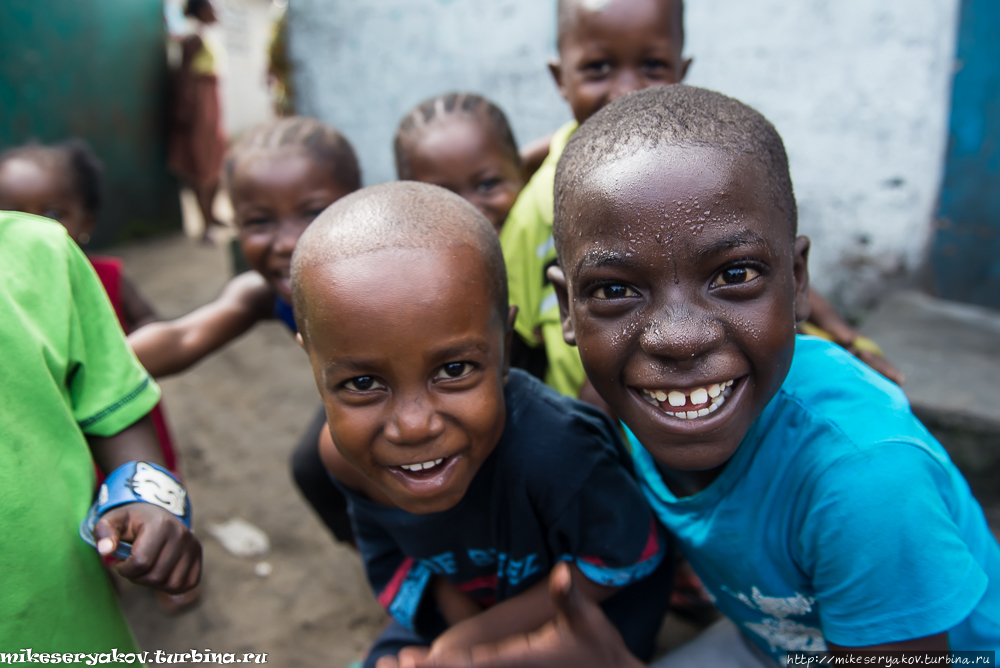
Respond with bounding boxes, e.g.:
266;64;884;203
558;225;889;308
547;264;576;346
548;58;569;102
792;236;811;323
502;305;518;382
679;57;693;82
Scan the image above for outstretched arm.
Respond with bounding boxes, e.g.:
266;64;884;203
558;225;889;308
426;564;619;659
128;271;274;378
379;563;643;668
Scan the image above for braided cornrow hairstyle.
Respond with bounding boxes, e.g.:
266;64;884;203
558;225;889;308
394;92;521;180
225;116;362;192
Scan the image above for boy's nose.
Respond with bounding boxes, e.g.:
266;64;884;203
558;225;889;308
384;395;446;446
609;69;643;102
272;220;300;255
639;307;725;362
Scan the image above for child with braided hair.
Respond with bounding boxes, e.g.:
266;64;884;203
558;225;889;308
128;115;363;543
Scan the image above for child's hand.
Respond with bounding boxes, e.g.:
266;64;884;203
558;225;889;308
381;563;643;668
93;502;202;594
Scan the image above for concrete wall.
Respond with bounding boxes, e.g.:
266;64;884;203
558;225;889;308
289;0;960;314
215;0;280;137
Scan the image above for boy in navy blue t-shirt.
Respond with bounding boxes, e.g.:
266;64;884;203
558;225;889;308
289;181;672;667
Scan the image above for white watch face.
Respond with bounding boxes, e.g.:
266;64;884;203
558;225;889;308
130;462;187;517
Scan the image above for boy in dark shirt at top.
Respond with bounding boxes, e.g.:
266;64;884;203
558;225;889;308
289;182;672;667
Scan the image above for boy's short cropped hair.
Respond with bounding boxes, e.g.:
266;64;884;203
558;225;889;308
553;85;797;250
290;181;508;336
557;0;685;48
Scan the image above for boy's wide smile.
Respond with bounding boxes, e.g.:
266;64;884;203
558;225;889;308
636;377;736;419
554;146;810;486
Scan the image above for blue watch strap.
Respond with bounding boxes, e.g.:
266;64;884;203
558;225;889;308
79;461;191;559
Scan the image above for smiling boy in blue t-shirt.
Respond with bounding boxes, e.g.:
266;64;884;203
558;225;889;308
536;85;1000;664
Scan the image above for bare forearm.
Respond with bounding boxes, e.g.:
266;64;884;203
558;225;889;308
435;578;556;651
432;565;619;653
88;414;164;474
129;311;257;378
128;273;272;378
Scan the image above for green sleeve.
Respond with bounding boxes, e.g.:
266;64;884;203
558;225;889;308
500;171;550;344
500;120;578;347
541;319;587;398
65;238;161;436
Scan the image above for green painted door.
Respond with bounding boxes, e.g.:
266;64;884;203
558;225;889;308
1;0;181;246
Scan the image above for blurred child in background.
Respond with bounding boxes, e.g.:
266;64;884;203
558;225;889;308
169;0;227;242
129;116;362;544
394;93;525;235
0;139;197;612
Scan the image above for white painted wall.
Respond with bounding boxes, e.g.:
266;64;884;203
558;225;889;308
683;0;959;311
215;0;280;136
165;0;278;138
289;0;570;187
289;0;960;313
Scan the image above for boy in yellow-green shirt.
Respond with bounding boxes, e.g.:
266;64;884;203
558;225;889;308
500;0;690;400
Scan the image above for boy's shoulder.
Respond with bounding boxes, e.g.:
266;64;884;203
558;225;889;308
759;336;947;467
0;211;73;256
499;368;630;481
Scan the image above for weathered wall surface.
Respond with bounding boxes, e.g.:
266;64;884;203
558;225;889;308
684;0;960;311
289;0;570;188
290;0;960;313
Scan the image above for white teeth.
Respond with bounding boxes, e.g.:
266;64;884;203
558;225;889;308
401;458;444;472
667;391;686;407
641;379;736;420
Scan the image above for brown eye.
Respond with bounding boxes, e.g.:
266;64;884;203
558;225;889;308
435;362;473;380
344;376;384;391
713;267;761;286
593;284;638;299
